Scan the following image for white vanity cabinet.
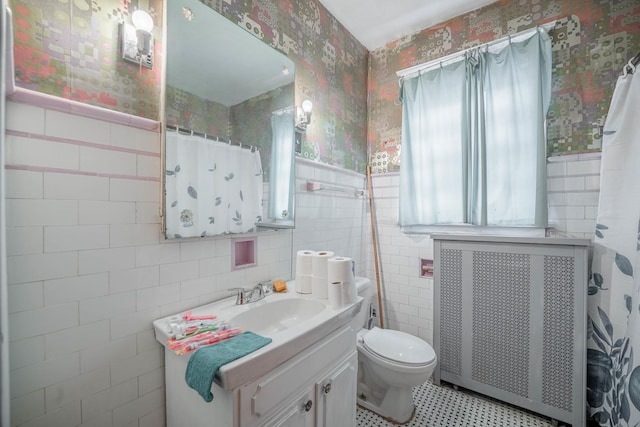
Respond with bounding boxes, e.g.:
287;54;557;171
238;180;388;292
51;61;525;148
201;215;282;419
238;324;357;427
163;323;357;427
261;388;315;427
315;352;358;427
156;289;364;427
257;352;358;427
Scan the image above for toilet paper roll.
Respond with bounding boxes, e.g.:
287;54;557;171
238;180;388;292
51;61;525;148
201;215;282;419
310;251;334;299
342;280;357;305
311;275;329;299
327;257;354;285
296;250;316;276
311;251;334;279
295;273;312;294
328;281;344;309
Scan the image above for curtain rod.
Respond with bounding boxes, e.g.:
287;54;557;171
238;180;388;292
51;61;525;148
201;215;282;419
396;21;556;80
165;124;257;152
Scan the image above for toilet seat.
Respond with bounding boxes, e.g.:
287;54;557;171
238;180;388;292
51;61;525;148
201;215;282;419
361;327;435;366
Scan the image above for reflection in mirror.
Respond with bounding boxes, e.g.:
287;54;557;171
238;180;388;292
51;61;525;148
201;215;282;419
164;0;296;238
268;109;295;226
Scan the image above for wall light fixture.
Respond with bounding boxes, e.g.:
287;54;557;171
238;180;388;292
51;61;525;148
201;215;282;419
122;9;154;69
296;100;313;131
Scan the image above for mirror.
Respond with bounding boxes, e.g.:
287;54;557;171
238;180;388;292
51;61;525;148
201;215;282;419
164;0;296;238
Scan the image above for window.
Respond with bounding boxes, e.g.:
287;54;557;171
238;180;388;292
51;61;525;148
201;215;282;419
398;30;552;229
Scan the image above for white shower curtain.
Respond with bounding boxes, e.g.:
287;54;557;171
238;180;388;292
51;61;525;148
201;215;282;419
587;63;640;426
165;132;263;238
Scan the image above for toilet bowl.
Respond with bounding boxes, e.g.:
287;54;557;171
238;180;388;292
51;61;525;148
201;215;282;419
351;278;437;424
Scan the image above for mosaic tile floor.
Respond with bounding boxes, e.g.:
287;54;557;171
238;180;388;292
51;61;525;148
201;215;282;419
356;380;564;427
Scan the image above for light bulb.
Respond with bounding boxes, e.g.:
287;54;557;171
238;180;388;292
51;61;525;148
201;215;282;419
132;10;153;32
301;100;313;113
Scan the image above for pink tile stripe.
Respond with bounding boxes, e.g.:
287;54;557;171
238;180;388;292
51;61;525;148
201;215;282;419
6;129;161;158
8;87;161;131
5;163;160;182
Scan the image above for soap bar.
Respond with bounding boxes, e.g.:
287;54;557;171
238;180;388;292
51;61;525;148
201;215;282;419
273;280;287;292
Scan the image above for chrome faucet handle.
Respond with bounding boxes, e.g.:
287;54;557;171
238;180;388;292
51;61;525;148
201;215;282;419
250;283;267;301
253;284;264;298
258;281;274;295
256;281;276;298
227;287;248;305
228;283;272;305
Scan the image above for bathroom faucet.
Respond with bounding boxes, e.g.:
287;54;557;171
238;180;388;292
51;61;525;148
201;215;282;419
228;282;273;305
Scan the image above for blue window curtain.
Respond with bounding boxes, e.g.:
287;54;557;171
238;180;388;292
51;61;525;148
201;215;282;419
399;30;552;228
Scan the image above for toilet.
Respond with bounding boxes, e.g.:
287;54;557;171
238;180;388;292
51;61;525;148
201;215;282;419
352;277;437;424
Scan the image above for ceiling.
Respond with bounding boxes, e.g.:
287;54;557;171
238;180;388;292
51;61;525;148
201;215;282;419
318;0;498;51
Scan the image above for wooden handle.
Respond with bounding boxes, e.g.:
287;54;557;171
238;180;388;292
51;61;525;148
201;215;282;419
366;165;384;329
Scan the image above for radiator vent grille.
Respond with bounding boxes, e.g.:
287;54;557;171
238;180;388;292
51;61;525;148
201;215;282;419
542;255;575;412
434;237;587;426
440;249;463;376
471;251;531;398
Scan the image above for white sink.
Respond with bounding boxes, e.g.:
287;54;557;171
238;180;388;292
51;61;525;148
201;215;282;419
228;297;325;335
153;278;366;390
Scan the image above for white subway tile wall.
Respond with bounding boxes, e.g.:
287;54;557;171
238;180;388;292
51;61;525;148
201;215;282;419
292;159;369;278
548;155;601;238
365;173;434;342
6;99;600;427
5;101;293;427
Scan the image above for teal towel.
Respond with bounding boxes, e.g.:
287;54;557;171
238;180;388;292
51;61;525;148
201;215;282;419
185;331;272;402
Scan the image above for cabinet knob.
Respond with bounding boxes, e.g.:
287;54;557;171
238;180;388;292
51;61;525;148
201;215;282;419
303;399;313;412
323;382;332;394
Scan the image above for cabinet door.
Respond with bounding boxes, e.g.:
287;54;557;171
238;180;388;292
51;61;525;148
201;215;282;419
316;352;357;427
262;389;315;427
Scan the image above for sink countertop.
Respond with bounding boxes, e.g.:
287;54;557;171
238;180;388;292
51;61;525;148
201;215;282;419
153;282;364;390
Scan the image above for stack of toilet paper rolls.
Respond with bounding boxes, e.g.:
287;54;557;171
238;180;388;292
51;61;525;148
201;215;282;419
295;250;356;309
311;251;334;298
295;250;315;293
327;256;357;309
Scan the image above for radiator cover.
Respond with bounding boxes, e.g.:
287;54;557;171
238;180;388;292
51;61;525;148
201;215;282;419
432;235;589;426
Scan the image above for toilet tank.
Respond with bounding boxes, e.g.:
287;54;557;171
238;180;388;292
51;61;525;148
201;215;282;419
352;277;372;329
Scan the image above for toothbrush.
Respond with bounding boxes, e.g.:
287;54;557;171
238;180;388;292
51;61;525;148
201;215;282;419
168;331;215;351
173;328;243;355
173;325;220;340
168;319;226;340
182;311;218;321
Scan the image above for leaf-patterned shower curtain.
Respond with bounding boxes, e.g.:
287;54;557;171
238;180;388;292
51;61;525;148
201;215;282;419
587;66;640;426
165;132;263;238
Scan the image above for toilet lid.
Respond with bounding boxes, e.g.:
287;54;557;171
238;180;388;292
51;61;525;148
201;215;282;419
362;327;435;365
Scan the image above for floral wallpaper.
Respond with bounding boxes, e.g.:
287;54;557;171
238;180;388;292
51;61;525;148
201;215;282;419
165;85;231;137
8;0;369;173
200;0;369;173
9;0;163;119
368;0;640;173
12;0;634;175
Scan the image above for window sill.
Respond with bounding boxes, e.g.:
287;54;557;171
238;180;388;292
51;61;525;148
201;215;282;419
401;224;548;237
